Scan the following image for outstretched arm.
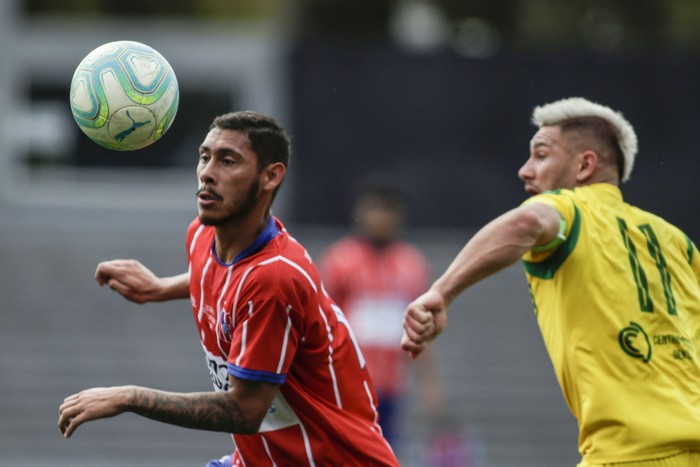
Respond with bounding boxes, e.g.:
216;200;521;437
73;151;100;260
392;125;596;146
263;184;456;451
402;202;562;358
95;259;189;303
58;375;278;438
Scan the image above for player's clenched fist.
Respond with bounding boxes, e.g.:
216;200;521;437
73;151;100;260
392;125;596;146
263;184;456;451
401;289;448;359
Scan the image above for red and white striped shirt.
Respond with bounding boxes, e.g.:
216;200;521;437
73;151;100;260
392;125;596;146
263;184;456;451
319;236;430;396
186;216;398;466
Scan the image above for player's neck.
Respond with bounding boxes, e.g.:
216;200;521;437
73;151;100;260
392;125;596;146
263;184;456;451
214;211;272;264
577;166;620;188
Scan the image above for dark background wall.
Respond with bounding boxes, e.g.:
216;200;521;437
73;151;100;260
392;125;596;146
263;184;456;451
290;43;700;241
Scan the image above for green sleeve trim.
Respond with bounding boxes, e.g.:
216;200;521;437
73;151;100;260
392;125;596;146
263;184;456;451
522;205;581;279
531;217;567;252
686;234;695;265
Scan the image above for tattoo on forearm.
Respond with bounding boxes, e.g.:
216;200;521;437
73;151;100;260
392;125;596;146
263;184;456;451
129;388;258;434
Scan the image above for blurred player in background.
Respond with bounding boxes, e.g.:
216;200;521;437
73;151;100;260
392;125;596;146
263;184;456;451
402;97;700;467
58;111;399;466
319;185;444;454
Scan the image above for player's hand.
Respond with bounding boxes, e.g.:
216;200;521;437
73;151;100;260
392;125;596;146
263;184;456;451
401;289;447;359
95;259;163;304
58;386;132;438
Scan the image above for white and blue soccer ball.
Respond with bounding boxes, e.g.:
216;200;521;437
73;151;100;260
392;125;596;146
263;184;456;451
69;40;179;150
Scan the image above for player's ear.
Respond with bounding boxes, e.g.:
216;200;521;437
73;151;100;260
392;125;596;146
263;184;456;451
261;162;286;191
576;150;598;182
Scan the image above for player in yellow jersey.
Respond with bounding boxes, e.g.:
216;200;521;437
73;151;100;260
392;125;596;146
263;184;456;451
401;97;700;467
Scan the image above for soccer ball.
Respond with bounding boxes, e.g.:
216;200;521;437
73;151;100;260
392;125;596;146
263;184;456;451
69;40;179;150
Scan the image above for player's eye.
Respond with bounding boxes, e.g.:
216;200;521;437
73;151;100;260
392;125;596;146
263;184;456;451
199;154;210;163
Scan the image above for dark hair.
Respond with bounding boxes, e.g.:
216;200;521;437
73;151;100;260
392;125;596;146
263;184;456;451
210;111;291;170
559;116;625;181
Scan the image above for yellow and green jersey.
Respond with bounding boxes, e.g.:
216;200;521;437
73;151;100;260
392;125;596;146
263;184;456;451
521;183;700;464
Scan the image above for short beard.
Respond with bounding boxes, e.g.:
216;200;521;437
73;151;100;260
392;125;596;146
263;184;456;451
199;179;260;227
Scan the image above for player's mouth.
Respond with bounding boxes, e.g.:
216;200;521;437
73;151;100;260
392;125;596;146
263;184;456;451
197;187;223;206
524;184;540;196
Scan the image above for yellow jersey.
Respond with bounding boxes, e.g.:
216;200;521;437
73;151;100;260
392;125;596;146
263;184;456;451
521;183;700;464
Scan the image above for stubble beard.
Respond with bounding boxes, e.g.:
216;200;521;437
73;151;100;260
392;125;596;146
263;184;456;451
199;179;261;227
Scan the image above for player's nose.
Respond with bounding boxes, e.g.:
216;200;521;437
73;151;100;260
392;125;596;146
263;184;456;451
198;161;216;184
518;159;534;181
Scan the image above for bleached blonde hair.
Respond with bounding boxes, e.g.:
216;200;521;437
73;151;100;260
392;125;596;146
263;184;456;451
532;97;638;182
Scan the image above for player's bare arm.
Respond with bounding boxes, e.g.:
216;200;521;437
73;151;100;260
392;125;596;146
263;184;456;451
95;259;190;303
402;202;561;357
58;375;278;439
432;202;561;303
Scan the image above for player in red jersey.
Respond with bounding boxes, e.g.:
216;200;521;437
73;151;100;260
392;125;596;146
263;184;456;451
319;186;444;452
58;111;399;466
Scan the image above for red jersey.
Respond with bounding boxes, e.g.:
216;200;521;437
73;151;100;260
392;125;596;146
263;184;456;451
319;236;430;395
186;216;398;466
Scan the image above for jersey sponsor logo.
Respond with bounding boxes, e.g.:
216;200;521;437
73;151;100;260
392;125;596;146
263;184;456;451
652;333;695;361
618;321;652;363
204;350;230;391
